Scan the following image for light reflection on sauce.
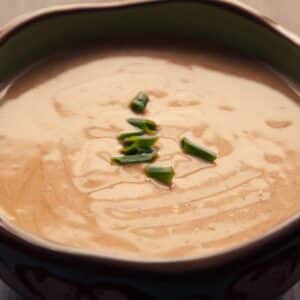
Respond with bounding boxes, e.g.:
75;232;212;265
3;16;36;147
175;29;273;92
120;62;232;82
0;45;299;260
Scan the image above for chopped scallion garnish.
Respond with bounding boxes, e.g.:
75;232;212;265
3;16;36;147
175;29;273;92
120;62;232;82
181;137;217;162
130;92;149;114
112;151;157;165
145;165;175;186
123;135;159;147
122;146;154;155
127;118;158;135
118;131;144;143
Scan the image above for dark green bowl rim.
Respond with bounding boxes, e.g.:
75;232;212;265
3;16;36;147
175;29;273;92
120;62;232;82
1;0;299;48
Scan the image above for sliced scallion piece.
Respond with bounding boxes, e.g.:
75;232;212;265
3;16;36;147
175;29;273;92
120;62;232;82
130;92;149;114
145;165;175;186
118;131;144;143
122;146;154;155
112;151;157;165
121;135;159;155
123;135;159;147
127;118;158;135
121;135;158;155
181;137;217;162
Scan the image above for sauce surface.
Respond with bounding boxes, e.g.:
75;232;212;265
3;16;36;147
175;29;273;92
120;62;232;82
0;46;299;260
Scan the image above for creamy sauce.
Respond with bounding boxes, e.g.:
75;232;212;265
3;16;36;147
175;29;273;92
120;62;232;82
0;46;299;260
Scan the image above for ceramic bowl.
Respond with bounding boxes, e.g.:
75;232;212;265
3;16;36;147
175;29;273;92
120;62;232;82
0;1;300;299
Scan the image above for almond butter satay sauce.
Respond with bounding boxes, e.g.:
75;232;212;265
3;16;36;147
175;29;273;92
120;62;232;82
0;45;299;260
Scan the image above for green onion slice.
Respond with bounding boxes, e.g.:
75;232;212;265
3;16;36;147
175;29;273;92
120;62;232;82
127;118;158;135
130;92;149;114
145;165;175;186
112;151;157;165
118;131;144;142
121;146;154;155
121;135;159;155
123;135;159;147
181;137;217;162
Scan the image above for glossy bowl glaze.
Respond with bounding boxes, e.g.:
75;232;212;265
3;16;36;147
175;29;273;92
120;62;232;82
0;1;300;299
